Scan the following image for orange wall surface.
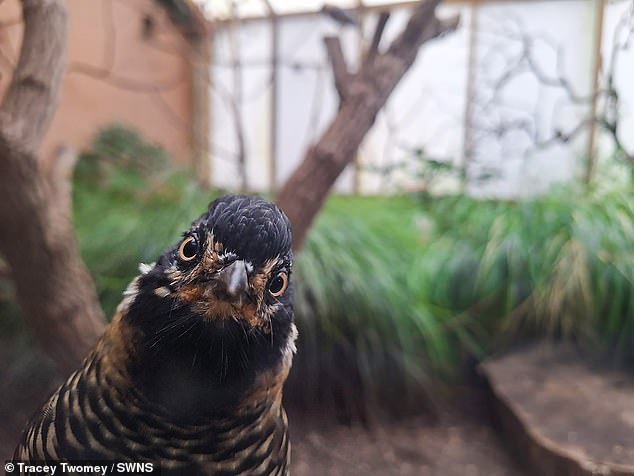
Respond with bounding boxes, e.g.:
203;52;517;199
0;0;195;163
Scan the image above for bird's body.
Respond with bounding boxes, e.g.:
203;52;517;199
14;195;296;475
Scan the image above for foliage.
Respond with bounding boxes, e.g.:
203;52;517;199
290;186;634;415
76;123;170;182
424;187;634;357
3;126;633;417
289;196;457;416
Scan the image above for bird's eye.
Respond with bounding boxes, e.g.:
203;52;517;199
268;272;288;297
178;236;199;261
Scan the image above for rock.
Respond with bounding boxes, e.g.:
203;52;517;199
481;343;634;476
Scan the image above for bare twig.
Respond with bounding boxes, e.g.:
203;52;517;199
1;0;67;150
228;2;248;191
471;7;634;184
323;36;352;102
261;0;279;190
365;11;391;63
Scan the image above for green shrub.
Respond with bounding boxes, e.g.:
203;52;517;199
75;123;170;184
288;186;634;416
422;187;634;357
289;197;458;416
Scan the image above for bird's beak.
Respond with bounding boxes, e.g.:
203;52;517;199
215;260;249;306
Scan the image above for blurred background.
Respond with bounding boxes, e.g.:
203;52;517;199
1;0;633;474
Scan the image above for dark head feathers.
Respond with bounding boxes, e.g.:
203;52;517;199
198;194;292;266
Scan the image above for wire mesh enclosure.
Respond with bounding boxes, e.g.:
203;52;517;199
207;0;634;197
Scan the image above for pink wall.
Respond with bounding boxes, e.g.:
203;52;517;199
0;0;197;163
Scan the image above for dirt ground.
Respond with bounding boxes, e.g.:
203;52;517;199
290;411;526;476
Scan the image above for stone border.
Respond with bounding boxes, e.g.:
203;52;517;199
480;362;634;476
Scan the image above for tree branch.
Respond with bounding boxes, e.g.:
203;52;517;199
471;10;634;184
365;11;390;63
277;0;460;250
0;0;105;373
1;0;67;151
323;36;351;102
386;0;444;60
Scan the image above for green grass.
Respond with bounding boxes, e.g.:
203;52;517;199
289;186;634;415
290;195;455;415
422;188;634;355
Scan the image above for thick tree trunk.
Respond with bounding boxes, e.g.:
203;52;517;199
276;0;459;250
0;0;105;373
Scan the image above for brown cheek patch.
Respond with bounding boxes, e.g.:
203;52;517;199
175;283;206;303
171;253;284;329
241;302;260;327
176;282;267;328
176;284;235;320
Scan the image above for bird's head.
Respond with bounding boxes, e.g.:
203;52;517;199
117;195;296;410
150;193;293;328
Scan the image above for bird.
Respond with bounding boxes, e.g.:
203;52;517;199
14;194;297;476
